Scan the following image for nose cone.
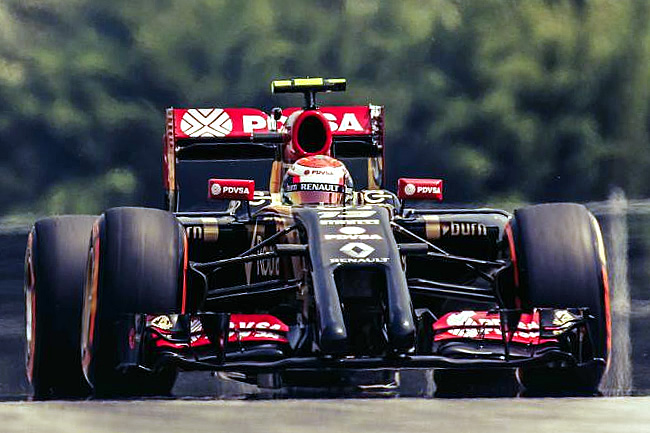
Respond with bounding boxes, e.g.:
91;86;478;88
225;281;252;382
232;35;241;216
319;325;348;355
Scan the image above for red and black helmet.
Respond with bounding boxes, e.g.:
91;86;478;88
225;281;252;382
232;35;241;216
281;155;354;205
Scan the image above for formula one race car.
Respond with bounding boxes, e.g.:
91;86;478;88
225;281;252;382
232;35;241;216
24;78;610;399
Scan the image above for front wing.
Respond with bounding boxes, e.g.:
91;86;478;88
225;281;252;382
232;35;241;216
114;307;605;375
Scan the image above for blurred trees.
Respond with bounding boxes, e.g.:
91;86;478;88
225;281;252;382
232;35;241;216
1;0;650;214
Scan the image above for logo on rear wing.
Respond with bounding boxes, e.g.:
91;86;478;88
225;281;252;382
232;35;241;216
173;106;373;139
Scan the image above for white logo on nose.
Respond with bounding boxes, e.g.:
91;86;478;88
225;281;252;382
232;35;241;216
340;242;375;258
339;227;365;235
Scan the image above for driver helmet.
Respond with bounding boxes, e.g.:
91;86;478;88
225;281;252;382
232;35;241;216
281;155;354;205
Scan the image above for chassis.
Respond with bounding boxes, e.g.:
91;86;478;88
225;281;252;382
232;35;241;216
24;78;610;398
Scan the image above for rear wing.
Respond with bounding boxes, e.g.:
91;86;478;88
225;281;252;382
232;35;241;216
164;105;385;210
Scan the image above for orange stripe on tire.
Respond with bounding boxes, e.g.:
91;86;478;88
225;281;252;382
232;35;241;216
602;264;612;358
181;230;188;314
504;222;521;308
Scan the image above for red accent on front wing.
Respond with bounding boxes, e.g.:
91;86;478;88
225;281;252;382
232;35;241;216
433;310;557;345
228;314;289;343
151;314;290;349
154;334;188;349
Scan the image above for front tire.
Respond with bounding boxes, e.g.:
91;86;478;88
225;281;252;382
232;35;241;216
81;207;187;397
510;203;610;394
25;216;97;399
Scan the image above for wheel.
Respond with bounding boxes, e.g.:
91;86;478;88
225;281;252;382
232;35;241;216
509;203;610;394
81;207;187;397
25;215;97;399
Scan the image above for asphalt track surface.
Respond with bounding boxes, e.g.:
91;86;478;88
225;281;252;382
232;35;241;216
2;226;650;432
1;397;650;433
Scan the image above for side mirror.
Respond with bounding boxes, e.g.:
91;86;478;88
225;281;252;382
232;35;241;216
208;179;255;201
397;178;443;201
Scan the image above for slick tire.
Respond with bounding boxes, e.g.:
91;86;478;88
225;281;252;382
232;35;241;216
81;207;187;397
25;216;97;400
509;203;610;395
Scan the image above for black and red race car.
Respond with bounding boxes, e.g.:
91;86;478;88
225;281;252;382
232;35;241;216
24;78;610;398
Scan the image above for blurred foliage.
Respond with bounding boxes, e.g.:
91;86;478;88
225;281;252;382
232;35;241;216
26;168;136;215
1;0;650;214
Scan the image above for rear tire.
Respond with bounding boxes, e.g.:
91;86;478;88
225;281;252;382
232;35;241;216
25;216;97;399
81;207;186;397
510;203;609;394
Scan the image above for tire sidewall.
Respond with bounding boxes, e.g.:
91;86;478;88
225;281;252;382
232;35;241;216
26;216;97;399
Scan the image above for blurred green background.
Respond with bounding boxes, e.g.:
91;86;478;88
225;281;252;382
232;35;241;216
1;0;650;216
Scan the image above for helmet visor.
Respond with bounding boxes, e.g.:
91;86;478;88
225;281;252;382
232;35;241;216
285;190;345;205
284;182;346;205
